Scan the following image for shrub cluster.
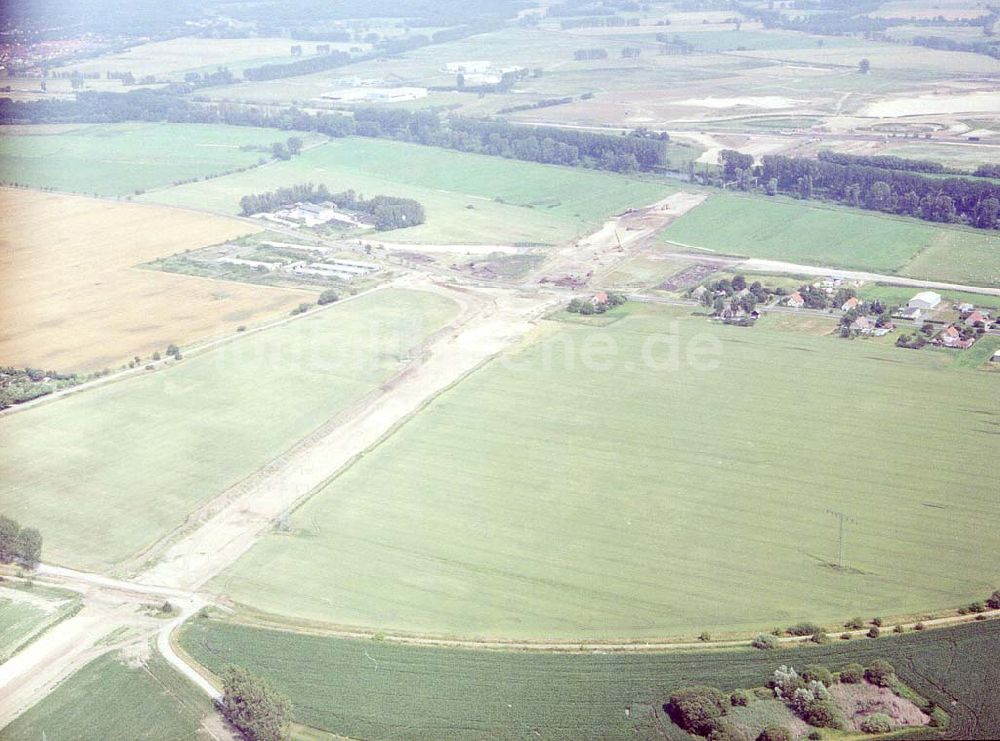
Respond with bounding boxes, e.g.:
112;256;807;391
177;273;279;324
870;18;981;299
752;634;779;650
860;713;894;734
666;686;729;736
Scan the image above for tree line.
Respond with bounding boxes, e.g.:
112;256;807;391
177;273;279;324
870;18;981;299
239;182;425;230
816;150;947;174
0;515;42;570
717;150;1000;230
0;90;677;176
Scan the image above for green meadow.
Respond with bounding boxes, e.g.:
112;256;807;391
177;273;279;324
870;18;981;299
0;289;458;571
179;617;1000;741
141;136;674;244
0;649;214;741
0;123;320;196
660;193;1000;286
214;304;1000;639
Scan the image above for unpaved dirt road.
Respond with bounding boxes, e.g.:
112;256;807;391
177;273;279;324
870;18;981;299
534;191;706;285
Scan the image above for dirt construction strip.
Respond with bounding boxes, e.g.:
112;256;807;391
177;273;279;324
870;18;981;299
136;275;561;592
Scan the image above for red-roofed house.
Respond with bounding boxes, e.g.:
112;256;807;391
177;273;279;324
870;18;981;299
841;296;860;312
786;292;805;309
939;325;975;349
965;310;987;326
591;291;609;306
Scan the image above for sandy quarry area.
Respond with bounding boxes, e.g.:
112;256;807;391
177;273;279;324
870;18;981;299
861;90;1000;117
0;188;309;372
673;96;802;110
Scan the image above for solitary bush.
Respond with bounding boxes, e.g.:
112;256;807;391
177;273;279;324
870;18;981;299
865;659;896;687
801;699;845;729
699;631;712;642
844;617;865;629
871;617;883;627
801;665;833;687
752;634;779;650
730;689;751;707
786;622;822;637
667;686;729;735
810;630;829;644
318;289;340;305
860;713;893;734
914;622;926;631
968;601;986;614
807;732;821;740
893;624;904;634
867;626;880;639
840;632;851;640
756;727;792;741
839;663;864;683
987;590;1000;610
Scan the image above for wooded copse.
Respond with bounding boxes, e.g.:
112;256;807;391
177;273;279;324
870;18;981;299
238;183;425;230
717;150;1000;230
0;515;42;569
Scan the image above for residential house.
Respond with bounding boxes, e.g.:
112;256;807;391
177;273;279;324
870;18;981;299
786;292;805;309
850;316;876;334
965;310;988;327
938;325;975;349
841;296;860;312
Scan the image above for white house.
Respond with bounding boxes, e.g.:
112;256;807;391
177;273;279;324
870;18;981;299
908;291;941;310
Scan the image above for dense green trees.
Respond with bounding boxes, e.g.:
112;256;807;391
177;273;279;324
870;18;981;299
220;666;293;741
238;183;424;230
0;515;42;569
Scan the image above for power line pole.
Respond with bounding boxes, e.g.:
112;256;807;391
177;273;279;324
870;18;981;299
826;509;857;570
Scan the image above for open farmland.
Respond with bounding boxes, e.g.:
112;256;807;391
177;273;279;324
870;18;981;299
213;304;1000;639
661;193;1000;285
179;616;1000;741
0;648;217;741
140;136;675;245
0;188;312;371
0;288;458;571
54;36;364;80
0;123;324;196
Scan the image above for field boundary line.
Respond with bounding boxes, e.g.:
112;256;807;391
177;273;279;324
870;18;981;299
0;279;394;422
185;609;1000;655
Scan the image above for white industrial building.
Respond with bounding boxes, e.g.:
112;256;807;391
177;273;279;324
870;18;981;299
908;291;942;310
320;87;427;103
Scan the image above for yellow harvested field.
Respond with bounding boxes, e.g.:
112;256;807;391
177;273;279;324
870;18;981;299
0;188;308;372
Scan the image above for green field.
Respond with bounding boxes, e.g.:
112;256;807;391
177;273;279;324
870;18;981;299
0;289;458;571
141;136;674;244
0;648;215;740
179;616;1000;740
0;123;322;196
212;304;1000;639
0;585;80;662
661;193;1000;286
